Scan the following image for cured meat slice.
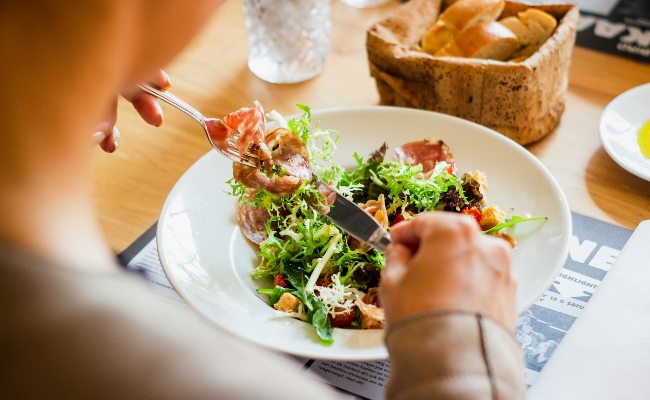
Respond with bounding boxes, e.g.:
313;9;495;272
233;128;311;196
394;138;454;173
206;101;271;161
233;164;302;196
265;128;311;180
237;202;269;244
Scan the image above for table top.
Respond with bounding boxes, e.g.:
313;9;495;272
91;0;650;252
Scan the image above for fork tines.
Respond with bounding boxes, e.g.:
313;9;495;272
221;131;261;168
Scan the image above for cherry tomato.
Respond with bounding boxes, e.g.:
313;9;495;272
446;163;457;175
392;211;413;226
329;307;356;328
461;206;482;225
273;274;287;288
316;274;332;287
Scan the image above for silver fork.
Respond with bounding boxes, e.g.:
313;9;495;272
141;84;391;251
138;84;259;168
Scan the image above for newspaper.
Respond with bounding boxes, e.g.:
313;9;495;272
516;212;631;386
528;0;650;62
119;212;632;398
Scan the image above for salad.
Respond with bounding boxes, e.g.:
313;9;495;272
223;104;545;344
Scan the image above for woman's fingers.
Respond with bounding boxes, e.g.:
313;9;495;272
128;94;164;127
93;70;171;152
390;212;479;254
122;70;171;127
92;97;120;152
382;243;412;286
380;211;516;328
388;219;421;253
380;243;413;325
122;69;172;97
100;126;120;153
91;125;120;153
149;69;171;90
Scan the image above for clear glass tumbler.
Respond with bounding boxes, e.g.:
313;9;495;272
243;0;330;84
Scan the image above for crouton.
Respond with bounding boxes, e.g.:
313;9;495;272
493;232;517;248
273;293;300;313
480;204;506;230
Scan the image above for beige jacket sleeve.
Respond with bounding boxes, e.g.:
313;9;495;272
385;311;526;400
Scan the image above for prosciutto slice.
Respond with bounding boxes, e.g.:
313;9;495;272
233;128;311;196
394;138;454;173
237;202;269;244
206;101;272;161
264;128;311;180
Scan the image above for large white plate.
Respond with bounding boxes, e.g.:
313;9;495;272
600;83;650;182
157;106;571;360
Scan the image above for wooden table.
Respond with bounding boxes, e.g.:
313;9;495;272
91;0;650;252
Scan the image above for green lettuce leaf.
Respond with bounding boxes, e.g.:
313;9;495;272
483;215;548;234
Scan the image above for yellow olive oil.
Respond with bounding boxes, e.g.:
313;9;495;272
638;119;650;159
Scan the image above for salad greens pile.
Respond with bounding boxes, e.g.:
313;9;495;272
228;104;545;344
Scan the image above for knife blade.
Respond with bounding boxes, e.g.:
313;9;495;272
312;177;391;252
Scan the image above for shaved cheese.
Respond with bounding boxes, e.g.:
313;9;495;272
313;274;357;315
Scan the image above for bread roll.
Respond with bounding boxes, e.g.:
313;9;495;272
422;24;457;53
499;8;557;59
441;0;505;31
499;16;528;41
422;0;505;54
519;8;557;38
442;0;463;7
435;21;518;60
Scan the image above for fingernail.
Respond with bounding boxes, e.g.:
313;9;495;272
154;102;164;127
92;130;106;144
160;70;171;90
112;126;121;150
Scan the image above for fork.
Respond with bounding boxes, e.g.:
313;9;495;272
140;84;391;251
138;84;259;168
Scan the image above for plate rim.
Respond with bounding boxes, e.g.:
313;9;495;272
599;82;650;182
157;105;572;360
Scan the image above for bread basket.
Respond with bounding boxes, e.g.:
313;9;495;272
366;0;579;145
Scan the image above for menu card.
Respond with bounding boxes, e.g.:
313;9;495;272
119;212;633;399
529;0;650;62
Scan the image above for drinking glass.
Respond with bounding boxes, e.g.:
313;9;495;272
243;0;330;84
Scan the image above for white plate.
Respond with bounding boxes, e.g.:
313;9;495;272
600;83;650;182
157;106;571;360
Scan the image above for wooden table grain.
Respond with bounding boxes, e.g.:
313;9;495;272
91;0;650;252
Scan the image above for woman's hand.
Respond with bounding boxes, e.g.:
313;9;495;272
92;70;171;152
380;212;517;331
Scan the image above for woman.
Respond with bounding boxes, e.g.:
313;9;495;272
0;1;524;398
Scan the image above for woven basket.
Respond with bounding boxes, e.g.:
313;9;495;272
366;0;578;145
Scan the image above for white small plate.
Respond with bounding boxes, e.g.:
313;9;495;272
600;83;650;182
157;106;571;360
